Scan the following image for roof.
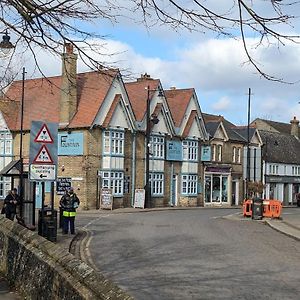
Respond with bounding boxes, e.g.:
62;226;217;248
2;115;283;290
252;118;297;135
259;130;300;164
125;79;160;122
203;113;247;143
2;70;118;131
164;88;194;127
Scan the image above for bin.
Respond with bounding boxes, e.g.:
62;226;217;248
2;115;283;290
252;197;263;220
38;208;57;242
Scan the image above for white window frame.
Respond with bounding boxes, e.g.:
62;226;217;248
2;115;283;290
150;136;165;159
217;145;222;162
102;171;124;196
232;147;236;163
212;145;216;161
237;148;241;163
103;130;124;156
150;173;164;196
182;140;198;161
181;174;197;195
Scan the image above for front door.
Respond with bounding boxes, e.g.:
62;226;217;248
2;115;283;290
171;174;178;206
35;182;42;209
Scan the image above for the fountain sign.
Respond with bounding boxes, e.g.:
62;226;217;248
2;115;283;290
58;132;83;155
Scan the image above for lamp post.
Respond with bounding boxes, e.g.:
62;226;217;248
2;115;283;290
0;31;15;55
19;67;26;217
246;88;251;200
145;85;160;209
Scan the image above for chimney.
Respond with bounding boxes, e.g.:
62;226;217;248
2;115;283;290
137;73;153;82
60;43;78;125
290;116;299;138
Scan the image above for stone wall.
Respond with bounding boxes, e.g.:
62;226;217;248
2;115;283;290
0;216;133;300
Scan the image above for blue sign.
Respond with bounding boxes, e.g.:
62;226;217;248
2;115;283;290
166;141;182;161
201;146;211;162
58;132;83;155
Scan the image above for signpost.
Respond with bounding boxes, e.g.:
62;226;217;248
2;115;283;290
56;177;72;195
100;188;113;210
134;189;145;208
29;121;58;241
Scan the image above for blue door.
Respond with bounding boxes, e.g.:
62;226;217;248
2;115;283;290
35;182;42;209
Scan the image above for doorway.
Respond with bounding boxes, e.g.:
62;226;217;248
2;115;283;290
171;174;178;206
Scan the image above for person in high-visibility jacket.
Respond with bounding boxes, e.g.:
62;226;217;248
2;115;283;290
60;187;80;234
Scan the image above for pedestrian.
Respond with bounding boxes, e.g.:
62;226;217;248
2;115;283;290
59;187;80;234
4;188;20;221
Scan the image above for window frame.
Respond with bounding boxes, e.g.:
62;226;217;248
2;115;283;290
181;174;198;196
102;130;125;156
149;172;164;196
101;171;124;196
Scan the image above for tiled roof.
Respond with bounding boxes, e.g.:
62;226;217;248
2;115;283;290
2;70;118;131
253;118;296;135
0;98;19;130
259;130;300;164
125;79;160;122
165;88;194;127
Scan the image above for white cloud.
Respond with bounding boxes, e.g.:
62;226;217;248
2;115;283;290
212;96;231;112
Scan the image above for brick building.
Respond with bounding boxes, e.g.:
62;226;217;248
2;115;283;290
0;45;210;209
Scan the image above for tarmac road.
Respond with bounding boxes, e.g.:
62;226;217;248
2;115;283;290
83;208;300;300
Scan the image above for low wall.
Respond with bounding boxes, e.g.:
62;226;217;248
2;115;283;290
0;216;133;300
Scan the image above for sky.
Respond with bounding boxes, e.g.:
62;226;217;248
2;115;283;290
4;0;300;126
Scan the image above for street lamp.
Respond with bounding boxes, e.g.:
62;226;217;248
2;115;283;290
145;85;160;208
19;67;26;217
0;31;15;55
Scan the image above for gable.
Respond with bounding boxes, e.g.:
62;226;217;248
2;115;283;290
152;110;169;134
186;118;202;138
214;124;227;140
251;130;262;146
0;111;9;131
109;102;130;129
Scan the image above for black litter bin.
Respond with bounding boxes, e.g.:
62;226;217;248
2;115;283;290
252;197;263;220
38;208;57;242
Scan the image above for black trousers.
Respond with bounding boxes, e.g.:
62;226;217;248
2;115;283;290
63;216;75;234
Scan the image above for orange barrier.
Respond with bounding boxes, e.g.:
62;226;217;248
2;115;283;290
243;199;252;217
262;200;282;219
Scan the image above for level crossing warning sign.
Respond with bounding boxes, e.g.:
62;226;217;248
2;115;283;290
29;121;58;181
33;145;53;164
34;123;53;143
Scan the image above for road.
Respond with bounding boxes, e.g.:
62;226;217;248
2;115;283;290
84;208;300;300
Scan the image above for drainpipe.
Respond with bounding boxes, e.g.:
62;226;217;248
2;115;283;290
169;162;174;206
131;132;136;206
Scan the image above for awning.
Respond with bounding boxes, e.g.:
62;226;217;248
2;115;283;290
0;160;22;177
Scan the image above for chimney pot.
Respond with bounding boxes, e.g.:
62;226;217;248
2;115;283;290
290;116;299;138
65;43;73;54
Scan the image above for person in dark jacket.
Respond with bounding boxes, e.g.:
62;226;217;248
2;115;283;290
4;188;20;221
59;187;80;234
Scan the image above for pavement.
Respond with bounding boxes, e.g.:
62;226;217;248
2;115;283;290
56;206;300;261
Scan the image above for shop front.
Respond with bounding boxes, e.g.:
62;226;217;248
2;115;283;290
204;166;232;206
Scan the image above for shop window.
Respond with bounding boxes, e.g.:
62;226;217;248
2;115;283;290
205;174;228;203
102;171;124;196
150;173;164;196
182;140;198;161
181;174;197;195
150;136;165;159
103;130;124;156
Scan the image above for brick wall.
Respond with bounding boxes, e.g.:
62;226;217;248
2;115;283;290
0;216;133;300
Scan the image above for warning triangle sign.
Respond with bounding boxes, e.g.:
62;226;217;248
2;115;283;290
34;124;53;143
33;145;53;164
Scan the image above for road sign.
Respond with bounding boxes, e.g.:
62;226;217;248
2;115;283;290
33;145;53;164
29;121;58;165
34;123;54;143
30;164;56;181
29;121;58;182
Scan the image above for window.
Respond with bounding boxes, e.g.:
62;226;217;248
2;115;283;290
103;130;124;155
150;173;164;196
102;171;124;196
182;140;198;161
217;145;222;161
181;174;197;195
270;164;279;175
237;148;241;163
150;136;164;159
232;147;236;162
212;145;216;161
0;132;12;155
